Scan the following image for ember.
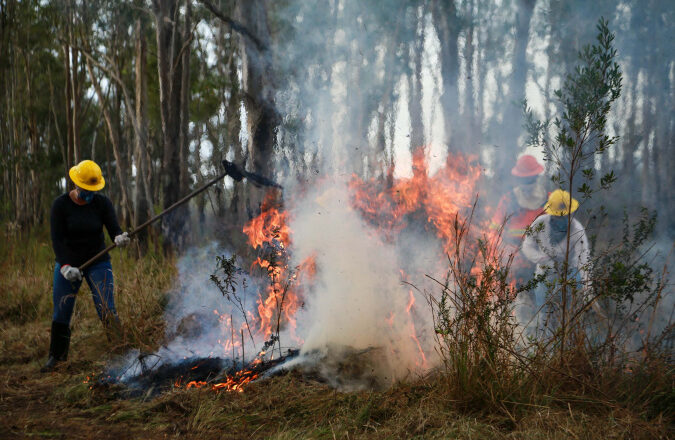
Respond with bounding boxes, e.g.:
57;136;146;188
95;351;298;398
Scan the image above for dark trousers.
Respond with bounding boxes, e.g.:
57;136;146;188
53;260;117;325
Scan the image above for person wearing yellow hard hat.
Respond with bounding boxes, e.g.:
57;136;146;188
42;160;131;372
521;189;591;331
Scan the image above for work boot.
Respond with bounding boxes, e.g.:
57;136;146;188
41;321;71;373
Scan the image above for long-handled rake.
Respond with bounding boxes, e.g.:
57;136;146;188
78;160;281;271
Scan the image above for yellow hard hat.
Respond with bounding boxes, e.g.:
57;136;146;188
69;160;105;191
544;189;578;216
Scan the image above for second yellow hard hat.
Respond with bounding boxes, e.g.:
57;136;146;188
544;189;579;216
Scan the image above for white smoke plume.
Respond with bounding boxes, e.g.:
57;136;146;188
285;180;436;387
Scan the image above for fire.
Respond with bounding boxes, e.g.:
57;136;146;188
350;147;489;252
176;147;498;393
181;191;314;393
406;290;428;369
242;193;291;249
351;146;501;280
242;193;314;344
174;370;261;393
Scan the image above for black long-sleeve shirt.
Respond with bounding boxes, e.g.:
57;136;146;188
50;193;123;267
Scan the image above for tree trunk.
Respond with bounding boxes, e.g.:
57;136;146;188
409;7;425;155
69;5;81;164
23;52;41;225
10;47;27;228
226;50;242;220
153;0;187;251
177;0;192;247
640;73;653;209
235;0;278;216
462;12;475;150
431;0;461;152
179;0;192;197
193;122;207;230
63;42;74;173
493;0;536;179
134;19;152;252
665;63;675;235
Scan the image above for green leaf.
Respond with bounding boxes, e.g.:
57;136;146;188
600;171;617;189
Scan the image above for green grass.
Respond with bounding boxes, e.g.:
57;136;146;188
0;225;671;439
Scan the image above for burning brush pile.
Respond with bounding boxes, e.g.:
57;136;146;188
96;147;502;396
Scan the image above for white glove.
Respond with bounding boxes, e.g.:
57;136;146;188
114;232;131;247
60;264;82;282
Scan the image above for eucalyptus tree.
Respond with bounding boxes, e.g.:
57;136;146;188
150;0;194;249
1;0;79;228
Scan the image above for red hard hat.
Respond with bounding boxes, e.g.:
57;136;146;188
511;155;544;177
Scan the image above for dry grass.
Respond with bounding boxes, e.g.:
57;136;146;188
0;225;672;439
1;365;667;439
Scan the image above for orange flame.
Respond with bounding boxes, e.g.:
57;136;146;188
351;147;501;281
242;193;291;249
174;370;261;393
179;147;501;392
241;194;314;343
406;290;428;369
350;147;488;250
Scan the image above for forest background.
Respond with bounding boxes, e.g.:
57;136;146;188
1;0;673;245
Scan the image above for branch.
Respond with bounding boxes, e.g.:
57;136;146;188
172;18;201;73
196;0;267;52
77;45;141;140
129;2;155;18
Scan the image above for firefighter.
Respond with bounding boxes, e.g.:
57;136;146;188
521;189;591;325
491;154;547;283
42;160;131;372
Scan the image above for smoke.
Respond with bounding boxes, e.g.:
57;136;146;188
284;181;436;387
265;2;476;385
271;1;415;176
112;244;261;383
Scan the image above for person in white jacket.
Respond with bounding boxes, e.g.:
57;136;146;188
521;190;591;328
